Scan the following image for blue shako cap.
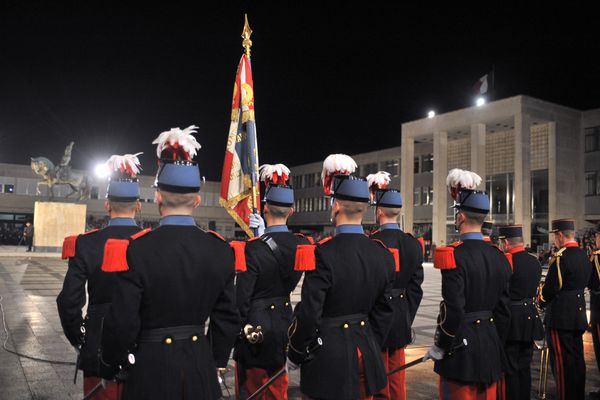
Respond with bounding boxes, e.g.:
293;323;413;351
453;189;489;214
375;189;403;208
105;153;142;202
152;125;202;193
264;184;294;207
155;160;201;193
331;175;370;203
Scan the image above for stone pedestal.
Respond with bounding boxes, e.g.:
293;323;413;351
33;202;87;252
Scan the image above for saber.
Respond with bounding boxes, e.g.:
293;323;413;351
81;379;107;400
387;338;468;377
73;346;81;384
246;367;286;400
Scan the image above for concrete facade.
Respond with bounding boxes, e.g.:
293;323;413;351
0;163;240;239
288;95;600;248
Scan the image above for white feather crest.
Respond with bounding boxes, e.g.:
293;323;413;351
152;125;201;158
321;154;357;180
259;164;290;184
446;168;482;191
106;153;143;176
366;171;391;189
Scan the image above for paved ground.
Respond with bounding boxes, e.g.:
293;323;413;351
1;253;599;399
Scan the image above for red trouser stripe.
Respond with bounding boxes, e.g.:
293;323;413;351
551;330;564;400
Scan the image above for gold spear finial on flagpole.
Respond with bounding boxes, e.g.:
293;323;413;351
242;14;253;58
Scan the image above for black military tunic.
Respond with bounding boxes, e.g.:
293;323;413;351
433;233;512;386
56;219;141;375
234;226;309;375
370;224;424;349
100;216;240;400
540;242;591;400
289;225;395;400
589;249;600;378
503;246;544;400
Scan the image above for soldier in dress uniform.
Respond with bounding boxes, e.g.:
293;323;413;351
57;152;143;400
538;218;591;400
428;169;512;400
482;221;493;243
288;154;396;400
497;225;544;400
366;171;424;400
232;163;311;400
99;126;240;400
589;223;600;399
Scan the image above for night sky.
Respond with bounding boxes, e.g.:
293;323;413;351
1;2;598;180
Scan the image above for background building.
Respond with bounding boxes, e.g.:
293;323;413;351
289;95;600;252
0;163;240;244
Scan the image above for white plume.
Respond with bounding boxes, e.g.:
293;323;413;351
259;164;290;184
152;125;201;158
446;168;482;191
321;154;357;180
106;153;143;176
366;171;391;189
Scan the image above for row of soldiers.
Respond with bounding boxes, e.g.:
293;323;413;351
55;126;600;400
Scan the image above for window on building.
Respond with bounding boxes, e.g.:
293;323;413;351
586;172;597;196
306;174;315;188
382;159;400;177
585;127;600;152
422;154;434;173
429;187;434;205
90;186;99;199
3;184;14;194
414;187;420;206
422;187;430;205
362;163;378;176
414;157;420;174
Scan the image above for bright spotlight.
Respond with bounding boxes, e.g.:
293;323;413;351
94;163;110;179
427;110;435;119
476;97;486;107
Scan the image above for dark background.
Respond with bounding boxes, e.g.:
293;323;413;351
1;2;598;180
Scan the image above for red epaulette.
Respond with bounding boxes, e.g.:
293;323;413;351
294;236;331;272
230;241;247;272
434;246;457;270
417;237;425;256
371;238;400;272
101;229;151;273
61;229;99;260
483;236;492;242
449;241;463;247
207;230;226;242
505;252;514;272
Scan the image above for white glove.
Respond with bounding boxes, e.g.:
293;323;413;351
249;213;265;236
285;357;299;372
424;344;445;361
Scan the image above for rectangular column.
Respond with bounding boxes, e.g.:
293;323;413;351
470;123;486;188
432;131;448;246
401;136;415;233
548;122;557;230
514;112;532;246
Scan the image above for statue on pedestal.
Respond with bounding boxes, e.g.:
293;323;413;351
31;142;90;201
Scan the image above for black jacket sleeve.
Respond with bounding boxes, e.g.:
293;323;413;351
368;257;395;347
100;267;143;369
435;267;465;350
408;244;424;323
208;267;240;368
492;262;512;342
288;247;332;365
56;239;87;346
235;247;259;324
540;256;561;306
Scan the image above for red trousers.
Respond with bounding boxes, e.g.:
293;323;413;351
375;348;406;400
438;376;497;400
83;376;122;400
235;363;288;400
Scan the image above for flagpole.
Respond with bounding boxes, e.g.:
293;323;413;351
242;14;260;235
